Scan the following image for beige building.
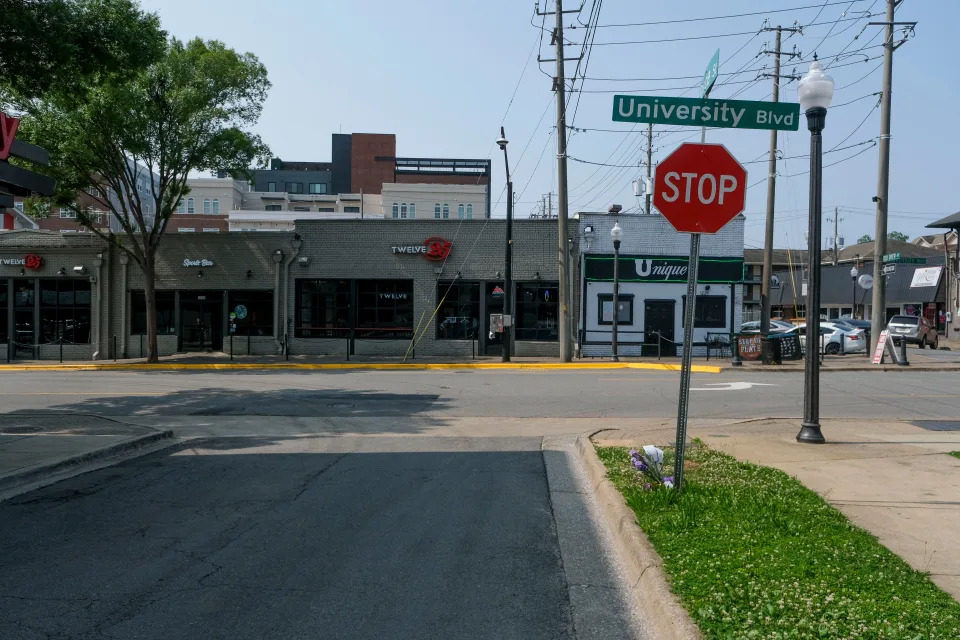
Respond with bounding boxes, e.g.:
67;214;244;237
177;177;248;216
380;183;487;220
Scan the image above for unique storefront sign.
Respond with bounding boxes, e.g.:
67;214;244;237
183;258;214;267
584;254;743;283
1;254;43;270
391;237;452;261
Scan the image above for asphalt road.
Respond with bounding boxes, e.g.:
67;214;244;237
0;435;640;640
0;367;957;424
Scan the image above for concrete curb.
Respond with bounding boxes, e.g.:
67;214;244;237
0;361;723;373
0;429;176;500
735;364;960;373
573;434;702;640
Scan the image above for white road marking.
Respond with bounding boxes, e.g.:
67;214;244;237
690;382;778;391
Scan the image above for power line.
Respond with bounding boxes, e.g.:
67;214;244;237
581;1;870;29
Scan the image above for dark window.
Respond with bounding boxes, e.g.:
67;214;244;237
39;279;92;344
356;280;413;339
265;205;282;211
515;282;559;341
286;182;303;194
308;183;327;194
597;294;634;325
293;206;310;211
228;290;273;336
131;290;176;335
681;295;726;328
436;281;480;339
267;181;276;192
296;279;350;338
0;284;7;342
344;206;360;213
318;207;334;212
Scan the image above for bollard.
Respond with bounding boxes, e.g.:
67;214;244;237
230;334;234;361
247;329;251;356
731;332;743;366
285;334;290;361
113;335;117;361
899;335;909;366
346;334;350;362
59;338;63;364
472;331;476;360
140;333;143;359
840;333;845;356
656;331;662;360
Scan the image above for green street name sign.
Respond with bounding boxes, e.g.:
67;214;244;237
882;252;926;264
612;95;801;131
882;252;900;262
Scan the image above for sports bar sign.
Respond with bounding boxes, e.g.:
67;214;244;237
612;95;800;132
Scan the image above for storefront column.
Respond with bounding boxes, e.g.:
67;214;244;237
479;281;488;355
174;290;181;352
5;279;12;362
92;254;104;359
119;253;129;358
272;249;283;344
223;290;230;353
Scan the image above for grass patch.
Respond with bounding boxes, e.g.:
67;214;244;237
949;452;960;461
596;444;960;639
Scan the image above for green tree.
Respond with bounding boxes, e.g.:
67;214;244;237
888;231;910;242
24;38;270;362
0;0;165;100
858;234;873;244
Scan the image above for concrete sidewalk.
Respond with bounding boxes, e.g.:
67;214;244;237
0;348;958;372
0;415;174;499
595;418;960;601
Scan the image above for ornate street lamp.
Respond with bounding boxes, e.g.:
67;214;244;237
850;263;859;319
610;221;623;361
796;56;835;445
497;128;513;362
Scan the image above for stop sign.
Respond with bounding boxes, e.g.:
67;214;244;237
653;143;747;234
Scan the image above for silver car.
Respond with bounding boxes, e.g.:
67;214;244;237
886;315;939;349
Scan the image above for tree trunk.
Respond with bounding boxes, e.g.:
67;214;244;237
143;253;160;363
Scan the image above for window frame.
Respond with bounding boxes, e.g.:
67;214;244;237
131;290;176;335
212;198;220;214
392;203;399;218
434;203;441;219
442;204;450;219
408;203;415;218
466;204;473;219
681;295;727;329
187;197;195;214
267;181;277;192
457;204;465;219
515;281;560;342
435;281;480;340
597;293;635;325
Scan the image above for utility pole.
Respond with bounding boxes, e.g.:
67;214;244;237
868;0;916;351
759;25;801;363
827;207;844;265
645;123;653;214
547;191;553;218
538;0;581;361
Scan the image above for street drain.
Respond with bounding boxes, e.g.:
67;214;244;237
327;402;355;409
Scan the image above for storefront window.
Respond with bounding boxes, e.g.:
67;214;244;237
597;294;634;325
296;279;350;337
436;281;479;339
356;280;413;339
515;282;559;341
39;279;92;344
131;291;176;335
681;295;726;328
228;290;273;336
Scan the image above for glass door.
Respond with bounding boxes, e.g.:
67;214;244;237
483;282;505;355
179;291;223;351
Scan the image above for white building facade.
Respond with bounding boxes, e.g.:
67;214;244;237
577;212;745;358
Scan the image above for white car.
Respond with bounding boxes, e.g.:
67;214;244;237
797;321;867;354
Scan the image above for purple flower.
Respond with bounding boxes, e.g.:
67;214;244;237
662;476;675;489
632;458;647;472
643;483;652;492
629;449;639;459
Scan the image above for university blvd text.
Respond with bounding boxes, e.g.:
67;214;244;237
612;95;801;132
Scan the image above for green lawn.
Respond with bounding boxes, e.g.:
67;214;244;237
596;444;960;639
949;452;960;460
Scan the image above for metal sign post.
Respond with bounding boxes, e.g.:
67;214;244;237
674;233;700;491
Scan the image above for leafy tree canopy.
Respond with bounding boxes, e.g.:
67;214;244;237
0;0;166;100
857;234;873;244
887;231;910;242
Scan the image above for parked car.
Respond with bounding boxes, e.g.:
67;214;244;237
835;318;872;343
796;321;867;354
886;315;939;349
740;320;798;335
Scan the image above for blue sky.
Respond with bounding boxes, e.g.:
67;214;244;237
141;0;956;249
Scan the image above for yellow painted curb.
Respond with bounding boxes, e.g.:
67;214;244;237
0;362;723;373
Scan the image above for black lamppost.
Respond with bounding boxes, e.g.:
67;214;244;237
850;263;859;319
610;221;623;361
796;56;835;445
497;127;513;362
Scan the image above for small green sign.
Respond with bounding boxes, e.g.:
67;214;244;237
702;49;720;98
882;252;900;263
612;95;801;131
899;257;927;264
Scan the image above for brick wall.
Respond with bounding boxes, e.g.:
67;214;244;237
351;134;396;196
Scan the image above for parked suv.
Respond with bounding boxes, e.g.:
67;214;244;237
886;315;939;349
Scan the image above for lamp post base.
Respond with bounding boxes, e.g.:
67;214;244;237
796;422;825;444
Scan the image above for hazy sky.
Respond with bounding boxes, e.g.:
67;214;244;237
141;0;956;249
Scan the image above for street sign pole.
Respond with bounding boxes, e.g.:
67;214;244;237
674;233;700;491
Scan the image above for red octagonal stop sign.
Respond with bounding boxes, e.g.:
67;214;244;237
653;143;747;234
